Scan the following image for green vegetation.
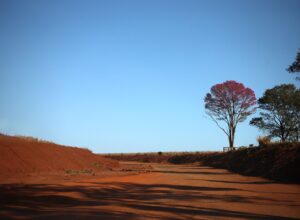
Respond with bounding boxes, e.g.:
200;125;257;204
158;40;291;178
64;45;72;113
287;48;300;80
250;84;300;142
65;169;93;175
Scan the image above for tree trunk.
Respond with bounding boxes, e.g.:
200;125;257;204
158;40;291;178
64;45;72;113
232;127;235;148
228;137;233;148
228;126;235;149
280;124;286;142
228;127;235;150
281;131;286;142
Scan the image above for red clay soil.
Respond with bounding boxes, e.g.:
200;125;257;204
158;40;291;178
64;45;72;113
1;162;300;219
1;135;299;219
0;134;119;179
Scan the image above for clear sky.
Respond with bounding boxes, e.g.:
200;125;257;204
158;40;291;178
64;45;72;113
0;0;299;153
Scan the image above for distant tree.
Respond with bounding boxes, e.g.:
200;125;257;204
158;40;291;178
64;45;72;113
250;84;300;142
204;80;257;149
287;49;300;80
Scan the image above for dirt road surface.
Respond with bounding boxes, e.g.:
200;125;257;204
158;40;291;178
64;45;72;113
1;162;300;219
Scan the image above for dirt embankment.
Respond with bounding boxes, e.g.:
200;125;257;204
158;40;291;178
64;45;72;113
106;152;173;163
0;134;119;178
170;143;300;183
107;143;300;183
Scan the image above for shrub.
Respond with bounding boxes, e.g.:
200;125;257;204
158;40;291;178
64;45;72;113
257;136;271;147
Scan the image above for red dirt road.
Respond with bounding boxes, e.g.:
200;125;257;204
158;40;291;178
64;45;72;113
1;162;300;219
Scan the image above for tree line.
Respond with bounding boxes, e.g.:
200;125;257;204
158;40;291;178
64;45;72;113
204;49;300;149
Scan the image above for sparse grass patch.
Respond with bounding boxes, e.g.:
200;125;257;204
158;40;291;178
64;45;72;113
65;169;93;175
93;162;102;168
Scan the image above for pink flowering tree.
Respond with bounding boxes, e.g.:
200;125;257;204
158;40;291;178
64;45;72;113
204;80;257;149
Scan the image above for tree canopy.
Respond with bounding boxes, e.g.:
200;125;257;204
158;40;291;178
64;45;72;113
287;49;300;80
250;84;300;142
204;80;257;148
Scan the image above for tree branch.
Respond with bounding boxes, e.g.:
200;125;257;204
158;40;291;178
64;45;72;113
207;113;229;136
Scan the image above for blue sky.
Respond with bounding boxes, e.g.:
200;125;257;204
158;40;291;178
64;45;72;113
0;0;299;153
